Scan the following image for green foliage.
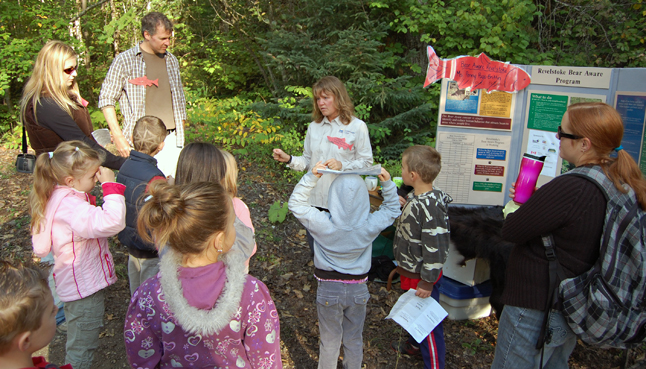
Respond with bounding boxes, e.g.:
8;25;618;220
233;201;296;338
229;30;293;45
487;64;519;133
97;8;137;46
187;97;283;150
533;0;646;67
1;0;643;166
2;124;22;150
461;338;489;355
389;0;540;63
268;200;289;223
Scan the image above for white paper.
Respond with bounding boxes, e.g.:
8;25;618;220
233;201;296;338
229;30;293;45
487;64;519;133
385;289;448;343
526;129;560;178
317;164;382;176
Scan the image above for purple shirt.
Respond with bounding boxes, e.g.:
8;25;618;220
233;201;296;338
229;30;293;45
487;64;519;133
124;252;281;368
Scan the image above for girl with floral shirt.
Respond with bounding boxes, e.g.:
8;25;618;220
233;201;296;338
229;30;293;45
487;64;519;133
123;181;281;368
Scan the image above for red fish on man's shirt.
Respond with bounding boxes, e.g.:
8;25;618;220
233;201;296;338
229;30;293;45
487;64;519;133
128;76;159;87
423;46;531;93
327;136;354;151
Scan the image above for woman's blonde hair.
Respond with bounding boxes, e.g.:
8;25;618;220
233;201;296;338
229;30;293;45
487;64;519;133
137;181;232;255
20;41;80;124
29;141;104;233
567;102;646;209
132;116;168;155
220;149;238;197
0;261;51;355
312;76;355;125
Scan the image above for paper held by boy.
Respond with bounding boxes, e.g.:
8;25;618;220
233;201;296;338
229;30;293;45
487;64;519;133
386;289;448;343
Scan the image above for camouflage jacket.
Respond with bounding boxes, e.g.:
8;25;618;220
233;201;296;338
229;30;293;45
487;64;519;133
393;188;452;284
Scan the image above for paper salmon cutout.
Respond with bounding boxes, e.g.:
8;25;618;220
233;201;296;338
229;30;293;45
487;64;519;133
424;46;531;93
128;76;159;87
328;136;354;150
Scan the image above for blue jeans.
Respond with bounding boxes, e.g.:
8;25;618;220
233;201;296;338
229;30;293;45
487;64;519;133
492;306;577;369
316;280;370;369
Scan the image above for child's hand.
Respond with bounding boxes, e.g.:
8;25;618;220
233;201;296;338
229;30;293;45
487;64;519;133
167;175;175;185
96;166;115;184
398;196;407;207
415;285;433;299
312;161;325;178
323;158;342;171
378;167;391;182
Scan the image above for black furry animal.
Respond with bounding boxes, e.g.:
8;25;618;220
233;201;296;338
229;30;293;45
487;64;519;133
448;206;515;319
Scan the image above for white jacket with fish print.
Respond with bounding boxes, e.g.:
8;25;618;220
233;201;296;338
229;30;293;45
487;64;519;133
287;116;373;209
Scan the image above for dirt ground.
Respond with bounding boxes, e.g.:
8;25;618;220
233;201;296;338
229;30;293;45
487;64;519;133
1;146;645;369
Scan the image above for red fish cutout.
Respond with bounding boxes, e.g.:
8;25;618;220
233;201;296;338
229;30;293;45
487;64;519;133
328;136;354;150
424;46;531;93
129;76;159;87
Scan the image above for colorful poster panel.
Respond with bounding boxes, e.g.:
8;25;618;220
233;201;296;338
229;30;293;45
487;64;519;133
522;92;605;179
435;132;511;205
438;79;515;131
445;81;479;114
614;93;646;174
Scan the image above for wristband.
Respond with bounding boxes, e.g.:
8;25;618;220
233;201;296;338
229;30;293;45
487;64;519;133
287;155;292;164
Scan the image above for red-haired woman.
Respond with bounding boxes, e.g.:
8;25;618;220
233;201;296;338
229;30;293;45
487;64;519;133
492;102;646;368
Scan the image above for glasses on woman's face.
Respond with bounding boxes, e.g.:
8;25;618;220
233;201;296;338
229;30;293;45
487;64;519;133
63;65;77;75
557;125;583;140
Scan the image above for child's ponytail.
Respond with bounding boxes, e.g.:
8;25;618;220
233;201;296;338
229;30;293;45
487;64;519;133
29;141;104;233
137;181;231;255
29;153;57;233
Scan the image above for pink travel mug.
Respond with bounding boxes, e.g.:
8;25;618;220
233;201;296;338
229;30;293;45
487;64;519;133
514;154;546;204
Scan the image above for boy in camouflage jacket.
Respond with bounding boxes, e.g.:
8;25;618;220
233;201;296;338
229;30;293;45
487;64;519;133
392;145;452;369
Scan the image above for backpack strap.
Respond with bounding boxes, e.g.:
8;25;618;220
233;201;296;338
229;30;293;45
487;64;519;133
536;234;567;349
22;120;28;154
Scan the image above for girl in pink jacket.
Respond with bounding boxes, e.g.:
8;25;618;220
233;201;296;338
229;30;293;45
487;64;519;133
29;141;126;369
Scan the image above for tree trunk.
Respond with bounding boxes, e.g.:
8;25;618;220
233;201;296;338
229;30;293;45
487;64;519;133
110;0;120;56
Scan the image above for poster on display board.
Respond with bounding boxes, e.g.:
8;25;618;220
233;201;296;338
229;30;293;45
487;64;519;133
520;91;606;180
438;80;517;131
428;48;646;206
614;92;646;174
435;132;511;206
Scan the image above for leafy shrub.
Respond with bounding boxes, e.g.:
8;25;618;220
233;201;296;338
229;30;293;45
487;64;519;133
187;97;283;150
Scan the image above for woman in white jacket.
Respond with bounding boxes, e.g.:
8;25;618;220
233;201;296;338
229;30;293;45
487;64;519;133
29;141;126;369
272;76;373;210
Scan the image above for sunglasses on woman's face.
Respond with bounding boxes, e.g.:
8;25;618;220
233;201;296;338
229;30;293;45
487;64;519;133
557;125;583;140
63;65;77;75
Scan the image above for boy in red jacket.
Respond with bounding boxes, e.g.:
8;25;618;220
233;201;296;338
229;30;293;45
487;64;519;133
0;261;73;369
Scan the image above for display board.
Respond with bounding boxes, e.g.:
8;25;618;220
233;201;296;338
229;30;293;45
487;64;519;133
434;66;646;206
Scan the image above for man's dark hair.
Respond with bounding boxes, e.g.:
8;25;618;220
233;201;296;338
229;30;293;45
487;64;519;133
141;12;173;37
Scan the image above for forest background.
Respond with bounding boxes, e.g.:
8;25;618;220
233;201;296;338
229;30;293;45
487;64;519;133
1;0;645;175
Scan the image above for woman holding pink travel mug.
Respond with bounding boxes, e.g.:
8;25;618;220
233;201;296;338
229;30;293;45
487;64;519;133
492;103;646;368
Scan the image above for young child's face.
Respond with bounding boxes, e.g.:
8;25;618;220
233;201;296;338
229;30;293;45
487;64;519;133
30;292;58;352
401;157;413;186
72;165;100;193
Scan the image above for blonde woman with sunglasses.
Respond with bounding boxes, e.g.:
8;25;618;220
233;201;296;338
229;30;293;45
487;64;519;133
20;41;125;170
